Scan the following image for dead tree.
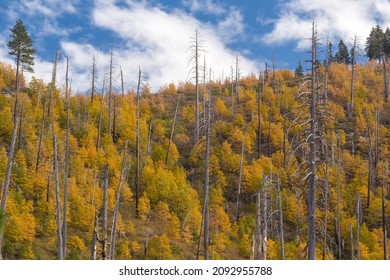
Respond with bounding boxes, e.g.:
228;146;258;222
308;22;319;260
235;130;246;221
258;72;263;159
109;141;128;260
102;164;109;260
0;117;19;260
187;29;205;143
235;54;240;104
277;174;285;259
62;56;70;258
203;97;211;260
382;162;388;260
166;91;181;166
349;36;357;117
107;49;114;139
53;135;63;260
96;81;105;151
91;210;99;260
261;175;268;260
337;130;342;259
255;189;261;259
356;194;362;260
91;55;97;103
135;67;141;217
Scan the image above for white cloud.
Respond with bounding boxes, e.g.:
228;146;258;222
263;0;390;50
181;0;226;15
79;0;258;90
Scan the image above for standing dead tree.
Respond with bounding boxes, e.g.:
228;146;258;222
109;141;128;260
135;67;141;217
166;91;181;166
187;29;205;143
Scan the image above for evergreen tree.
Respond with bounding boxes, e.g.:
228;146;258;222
335;40;350;64
383;27;390;56
365;25;384;61
294;61;304;77
7;19;36;91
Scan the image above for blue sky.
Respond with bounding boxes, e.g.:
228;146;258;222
1;0;390;92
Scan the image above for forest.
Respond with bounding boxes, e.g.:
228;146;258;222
0;21;390;260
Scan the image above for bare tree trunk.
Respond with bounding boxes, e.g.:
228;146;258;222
349;36;357;118
113;95;117;143
91;55;96;103
255;189;261;259
62;56;70;258
96;82;105;151
308;22;318;260
367;117;373;209
277;174;285;259
231;66;234;115
235;131;245;221
350;222;354;260
102;164;109;260
195;30;200;143
383;162;388;260
261;175;267;260
337;130;342;259
135;67;141;217
235;54;240;104
0;117;19;260
250;228;255;260
110;142;128;260
166;92;181;166
258;72;263;160
196;203;204;260
35;97;47;173
203;98;211;260
53;135;63;260
120;67;124;97
107;49;114;139
91;210;99;260
356;194;361;260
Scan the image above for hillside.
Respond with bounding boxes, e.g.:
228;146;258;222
0;56;389;260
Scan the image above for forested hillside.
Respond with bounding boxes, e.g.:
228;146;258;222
1;23;390;260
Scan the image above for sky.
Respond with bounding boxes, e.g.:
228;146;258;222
1;0;390;93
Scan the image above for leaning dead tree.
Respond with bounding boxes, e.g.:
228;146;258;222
109;141;128;260
0;117;19;260
166;91;181;166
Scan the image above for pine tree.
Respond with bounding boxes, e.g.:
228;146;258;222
365;25;384;61
294;61;304;77
335;40;350;64
7;19;36;91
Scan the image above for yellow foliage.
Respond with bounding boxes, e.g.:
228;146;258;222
146;234;173;260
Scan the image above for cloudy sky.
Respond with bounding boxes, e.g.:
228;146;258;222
1;0;390;93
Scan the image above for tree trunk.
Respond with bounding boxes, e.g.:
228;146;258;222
356;194;361;260
109;142;128;260
195;30;200;143
91;210;99;260
337;130;342;259
203;98;211;260
235;131;245;221
62;56;70;258
102;164;109;260
255;189;261;259
96;82;105;151
308;22;318;260
349;36;357;118
107;49;113;139
166;92;181;166
53;135;63;260
91;55;96;103
258;72;263;160
382;163;388;260
277;174;285;259
135;67;141;217
350;222;354;260
0;117;19;260
261;175;267;260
